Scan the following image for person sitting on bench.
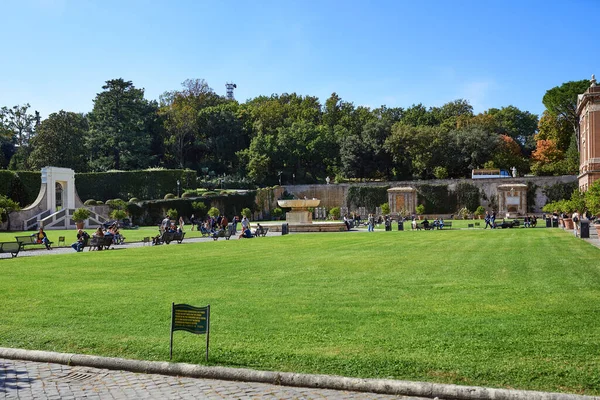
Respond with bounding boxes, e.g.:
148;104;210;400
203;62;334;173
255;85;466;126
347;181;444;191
71;229;90;252
32;227;52;250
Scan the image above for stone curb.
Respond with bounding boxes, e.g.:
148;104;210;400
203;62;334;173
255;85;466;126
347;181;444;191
0;347;597;400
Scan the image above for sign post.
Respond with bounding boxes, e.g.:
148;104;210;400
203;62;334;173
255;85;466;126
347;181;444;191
170;303;210;361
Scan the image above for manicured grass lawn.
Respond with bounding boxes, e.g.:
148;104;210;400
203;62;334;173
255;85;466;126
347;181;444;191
1;228;599;395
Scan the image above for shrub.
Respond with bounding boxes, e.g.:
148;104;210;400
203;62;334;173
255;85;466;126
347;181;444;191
381;202;391;215
110;209;127;220
106;198;127;210
474;206;486;216
241;208;252;218
181;191;195;198
271;207;283;219
84;199;97;206
433;166;448;179
192;201;207;217
585;180;600;215
346;186;389;210
416;204;425;215
96;200;104;205
129;198;139;203
72;208;91;222
329;206;341;220
166;208;178;220
207;207;220;217
457;207;471;219
164;193;175;200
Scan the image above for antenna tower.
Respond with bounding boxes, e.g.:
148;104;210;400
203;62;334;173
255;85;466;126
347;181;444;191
225;82;237;100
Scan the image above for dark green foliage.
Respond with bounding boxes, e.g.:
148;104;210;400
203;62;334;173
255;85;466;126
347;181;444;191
75;169;197;202
417;184;457;214
542;181;578;203
454;182;480;212
526;182;539;212
346;185;390;210
0;170;40;207
137;192;255;225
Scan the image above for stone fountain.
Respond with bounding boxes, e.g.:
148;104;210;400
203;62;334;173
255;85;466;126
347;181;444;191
267;198;346;233
277;198;321;224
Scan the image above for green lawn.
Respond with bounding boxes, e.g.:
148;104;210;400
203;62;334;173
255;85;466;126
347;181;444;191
1;228;599;395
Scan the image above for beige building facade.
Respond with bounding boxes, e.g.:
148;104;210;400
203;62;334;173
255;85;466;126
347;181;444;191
577;75;600;191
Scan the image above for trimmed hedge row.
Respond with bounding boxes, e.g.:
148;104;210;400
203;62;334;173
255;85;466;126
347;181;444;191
76;169;197;202
0;170;41;207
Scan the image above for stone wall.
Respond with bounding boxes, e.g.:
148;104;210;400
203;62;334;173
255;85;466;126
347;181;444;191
279;175;578;214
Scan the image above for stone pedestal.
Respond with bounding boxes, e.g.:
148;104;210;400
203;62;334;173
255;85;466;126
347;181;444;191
285;210;313;224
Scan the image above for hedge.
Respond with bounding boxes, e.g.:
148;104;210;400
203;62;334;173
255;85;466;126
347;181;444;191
75;169;197;202
417;184;457;214
0;170;41;207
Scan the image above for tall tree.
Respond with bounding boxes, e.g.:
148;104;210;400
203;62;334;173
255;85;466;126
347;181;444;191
87;79;156;171
0;104;37;147
28;111;89;171
542;79;589;140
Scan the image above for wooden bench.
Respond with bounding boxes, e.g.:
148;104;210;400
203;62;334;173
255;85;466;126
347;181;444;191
254;226;269;237
15;235;53;250
443;221;452;229
0;241;21;258
88;236;114;251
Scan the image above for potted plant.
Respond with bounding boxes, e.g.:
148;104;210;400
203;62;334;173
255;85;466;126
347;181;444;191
72;207;91;230
271;207;283;220
415;204;425;219
474;206;485;219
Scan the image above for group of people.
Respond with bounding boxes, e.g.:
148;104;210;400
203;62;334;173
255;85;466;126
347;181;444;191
411;217;444;230
71;222;125;252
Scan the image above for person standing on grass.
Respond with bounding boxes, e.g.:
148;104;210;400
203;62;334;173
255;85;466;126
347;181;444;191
483;211;490;229
190;214;196;231
367;213;374;232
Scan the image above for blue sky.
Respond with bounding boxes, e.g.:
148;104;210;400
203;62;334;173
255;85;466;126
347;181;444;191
2;0;598;119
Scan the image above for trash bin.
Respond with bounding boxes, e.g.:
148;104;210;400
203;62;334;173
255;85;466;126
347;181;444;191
281;223;289;235
545;217;551;228
398;220;404;231
552;218;558;228
580;220;590;238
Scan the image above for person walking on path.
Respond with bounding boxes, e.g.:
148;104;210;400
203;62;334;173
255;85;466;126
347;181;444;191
572;209;581;237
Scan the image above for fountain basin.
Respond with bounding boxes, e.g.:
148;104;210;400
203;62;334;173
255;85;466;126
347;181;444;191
277;199;320;210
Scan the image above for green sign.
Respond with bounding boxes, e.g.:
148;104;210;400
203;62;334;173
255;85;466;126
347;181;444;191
172;304;209;334
170;303;210;360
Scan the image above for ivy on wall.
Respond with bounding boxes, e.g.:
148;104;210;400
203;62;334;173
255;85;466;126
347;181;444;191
454;182;480;212
417;185;457;214
346;186;390;210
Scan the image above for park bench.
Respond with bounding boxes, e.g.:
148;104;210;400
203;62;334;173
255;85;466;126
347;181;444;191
154;231;186;245
212;226;234;241
254;226;269;237
0;241;21;258
88;236;114;251
443;222;452;229
15;235;53;251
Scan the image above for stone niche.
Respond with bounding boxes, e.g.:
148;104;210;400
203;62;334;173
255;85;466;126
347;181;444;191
497;184;527;218
387;187;417;215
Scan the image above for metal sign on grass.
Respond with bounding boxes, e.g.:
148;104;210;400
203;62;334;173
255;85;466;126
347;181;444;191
170;303;210;361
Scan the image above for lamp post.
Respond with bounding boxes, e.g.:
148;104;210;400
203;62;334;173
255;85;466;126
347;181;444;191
177;180;180;198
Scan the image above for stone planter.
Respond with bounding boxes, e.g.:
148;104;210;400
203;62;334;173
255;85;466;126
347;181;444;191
564;218;574;230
